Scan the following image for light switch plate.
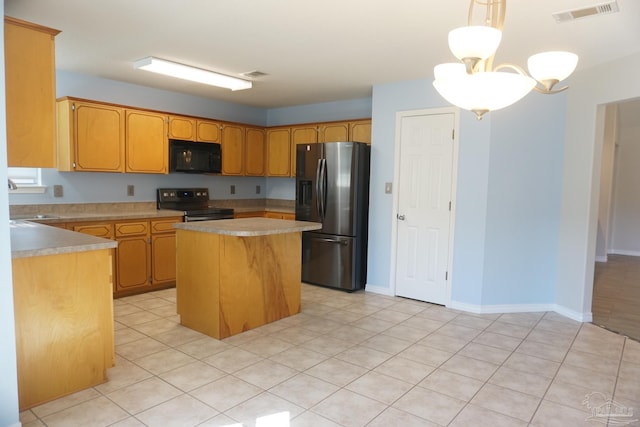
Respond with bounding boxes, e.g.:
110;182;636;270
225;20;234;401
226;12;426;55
385;182;392;194
256;185;261;194
230;185;236;195
127;185;135;196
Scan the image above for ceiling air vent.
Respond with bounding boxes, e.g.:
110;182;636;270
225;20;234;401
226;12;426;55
552;0;619;22
241;70;268;79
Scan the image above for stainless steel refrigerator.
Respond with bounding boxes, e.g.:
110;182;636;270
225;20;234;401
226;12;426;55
296;141;371;291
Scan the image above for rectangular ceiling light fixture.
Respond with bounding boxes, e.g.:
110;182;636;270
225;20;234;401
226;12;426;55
133;57;252;91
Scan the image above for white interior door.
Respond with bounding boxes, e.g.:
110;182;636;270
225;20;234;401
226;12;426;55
395;112;455;304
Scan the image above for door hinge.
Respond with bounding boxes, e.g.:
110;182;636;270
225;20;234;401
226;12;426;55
449;201;452;211
445;271;448;280
71;103;76;111
72;162;76;168
451;129;455;140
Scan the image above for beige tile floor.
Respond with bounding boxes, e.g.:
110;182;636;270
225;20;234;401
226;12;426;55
20;285;640;427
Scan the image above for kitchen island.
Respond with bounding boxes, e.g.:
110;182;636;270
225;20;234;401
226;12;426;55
10;221;117;409
174;218;321;339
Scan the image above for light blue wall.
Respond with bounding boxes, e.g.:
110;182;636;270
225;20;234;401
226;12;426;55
481;94;566;305
57;70;267;126
267;98;372;126
0;0;21;423
369;77;567;308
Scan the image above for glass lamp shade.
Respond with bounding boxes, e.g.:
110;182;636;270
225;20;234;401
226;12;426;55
527;51;578;83
448;26;502;61
433;70;536;113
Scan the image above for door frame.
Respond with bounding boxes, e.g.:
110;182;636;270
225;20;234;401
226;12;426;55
388;107;460;305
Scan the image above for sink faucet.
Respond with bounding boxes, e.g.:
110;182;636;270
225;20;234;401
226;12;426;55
8;179;17;190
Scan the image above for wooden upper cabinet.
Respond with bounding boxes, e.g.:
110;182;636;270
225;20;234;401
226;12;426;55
168;116;196;140
319;122;349;142
266;128;291;177
245;127;265;176
221;124;245;175
57;99;125;172
290;125;318;177
5;17;60;167
125;110;168;174
197;120;222;143
349;119;372;144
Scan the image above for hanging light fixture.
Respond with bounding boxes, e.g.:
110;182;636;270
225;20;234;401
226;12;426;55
433;0;578;120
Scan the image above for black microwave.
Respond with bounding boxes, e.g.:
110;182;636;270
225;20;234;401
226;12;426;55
169;139;221;174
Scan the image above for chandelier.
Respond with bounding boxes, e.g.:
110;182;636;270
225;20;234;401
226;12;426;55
433;0;578;120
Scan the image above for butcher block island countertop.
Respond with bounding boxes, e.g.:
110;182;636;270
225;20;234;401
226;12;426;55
10;221;117;409
174;218;322;339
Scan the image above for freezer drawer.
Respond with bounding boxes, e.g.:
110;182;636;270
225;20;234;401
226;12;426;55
301;232;366;291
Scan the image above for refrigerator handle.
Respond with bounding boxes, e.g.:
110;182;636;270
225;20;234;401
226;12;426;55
319;158;327;220
315;158;323;219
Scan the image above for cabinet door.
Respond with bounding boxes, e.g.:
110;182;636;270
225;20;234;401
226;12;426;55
197;120;221;143
266;128;291;177
245;127;265;176
116;237;151;292
125;110;168;174
71;223;114;239
349;119;372;144
5;18;59;167
151;234;176;285
319;122;349;143
73;102;126;172
290;125;318;178
221;124;245;175
168;116;196;140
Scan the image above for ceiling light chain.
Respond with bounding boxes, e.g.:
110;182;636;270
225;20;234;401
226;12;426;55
433;0;578;119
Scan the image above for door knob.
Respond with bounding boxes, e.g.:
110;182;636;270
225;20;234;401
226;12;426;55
397;214;406;221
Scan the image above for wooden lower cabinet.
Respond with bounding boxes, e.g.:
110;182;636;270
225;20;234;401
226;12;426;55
70;216;182;297
264;211;295;220
150;218;181;285
12;249;114;409
235;211;294;220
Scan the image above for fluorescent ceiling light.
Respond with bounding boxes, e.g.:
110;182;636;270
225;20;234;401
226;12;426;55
133;57;252;91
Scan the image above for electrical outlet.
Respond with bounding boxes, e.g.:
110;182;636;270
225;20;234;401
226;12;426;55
230;185;236;195
256;185;261;194
53;185;63;198
127;184;135;196
385;182;392;194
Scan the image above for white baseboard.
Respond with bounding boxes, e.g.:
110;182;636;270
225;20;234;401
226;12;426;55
448;301;554;315
448;300;592;323
554;304;593;322
364;284;394;296
608;249;640;257
595;255;608;262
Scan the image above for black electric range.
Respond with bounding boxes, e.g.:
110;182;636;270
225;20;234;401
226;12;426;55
156;188;234;222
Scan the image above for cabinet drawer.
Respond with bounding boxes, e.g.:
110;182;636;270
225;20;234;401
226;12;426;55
151;218;182;234
115;221;149;237
72;223;114;239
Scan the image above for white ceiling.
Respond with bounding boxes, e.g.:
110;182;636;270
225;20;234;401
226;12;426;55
5;0;640;109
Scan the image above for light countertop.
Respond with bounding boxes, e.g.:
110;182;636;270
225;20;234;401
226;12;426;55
174;217;321;236
10;220;117;259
